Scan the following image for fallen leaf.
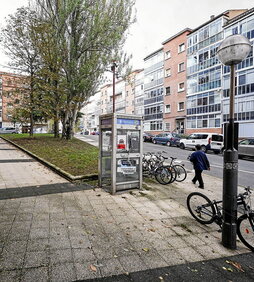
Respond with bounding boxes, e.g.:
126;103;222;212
159;276;164;280
96;194;101;197
222;267;233;272
89;264;97;272
148;228;156;232
226;260;245;272
142;248;150;252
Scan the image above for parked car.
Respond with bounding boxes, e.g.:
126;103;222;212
143;132;155;142
152;132;182;146
179;132;223;153
0;127;19;134
238;138;254;159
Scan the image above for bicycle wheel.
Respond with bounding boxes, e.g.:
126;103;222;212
155;166;173;185
173;165;187;182
187;192;216;224
237;213;254;252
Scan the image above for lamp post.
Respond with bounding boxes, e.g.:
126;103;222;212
111;62;117;113
217;34;251;249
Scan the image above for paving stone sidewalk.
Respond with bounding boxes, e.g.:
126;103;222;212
0;138;251;282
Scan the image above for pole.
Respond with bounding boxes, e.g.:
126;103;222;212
222;64;238;249
112;63;116;113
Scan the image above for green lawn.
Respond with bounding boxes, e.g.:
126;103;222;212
1;134;99;176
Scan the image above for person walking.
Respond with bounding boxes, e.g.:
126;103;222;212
189;144;210;189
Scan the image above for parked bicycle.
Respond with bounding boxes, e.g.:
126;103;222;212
187;187;254;252
167;156;187;183
142;152;173;185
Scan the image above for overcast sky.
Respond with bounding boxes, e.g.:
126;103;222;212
0;0;254;71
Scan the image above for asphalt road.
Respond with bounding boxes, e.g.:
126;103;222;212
77;134;254;188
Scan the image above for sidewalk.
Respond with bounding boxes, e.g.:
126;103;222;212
0;138;253;282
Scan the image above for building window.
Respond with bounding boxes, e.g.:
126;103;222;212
178;62;185;72
178;82;185;92
165;104;171;113
178;43;185;53
165;122;171;131
165;86;171;95
165;68;171;77
178;102;184;111
165;50;171;60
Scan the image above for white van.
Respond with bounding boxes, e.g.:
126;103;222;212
179;133;223;154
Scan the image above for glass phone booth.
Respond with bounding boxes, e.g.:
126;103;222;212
99;113;143;194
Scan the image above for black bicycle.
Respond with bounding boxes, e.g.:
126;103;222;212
187;187;254;252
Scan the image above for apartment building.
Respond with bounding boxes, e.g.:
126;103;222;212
143;48;164;133
186;10;247;135
222;8;254;137
134;69;144;116
162;28;191;134
0;72;24;128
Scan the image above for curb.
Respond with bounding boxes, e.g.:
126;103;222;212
0;136;98;182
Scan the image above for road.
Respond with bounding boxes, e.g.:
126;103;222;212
76;134;254;188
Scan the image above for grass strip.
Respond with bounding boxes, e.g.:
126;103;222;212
1;133;99;176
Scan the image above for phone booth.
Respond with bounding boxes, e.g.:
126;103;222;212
99;113;143;194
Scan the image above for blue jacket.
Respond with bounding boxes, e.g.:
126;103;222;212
190;150;210;171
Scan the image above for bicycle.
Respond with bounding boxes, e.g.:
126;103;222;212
186;187;254;252
142;152;173;185
167;156;187;182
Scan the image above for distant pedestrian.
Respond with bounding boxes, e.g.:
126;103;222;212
189;144;210;189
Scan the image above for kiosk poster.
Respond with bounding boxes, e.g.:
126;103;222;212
117;135;127;150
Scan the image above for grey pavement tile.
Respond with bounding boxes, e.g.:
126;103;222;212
139;251;169;269
70;236;92;249
2;240;27;254
21;267;48;282
92;245;116;260
177;246;204;262
8;229;30;241
0;269;21;282
0;214;16;223
50;262;76;282
31;220;50;230
29;228;49;240
75;262;102;280
118;254;148;273
165;235;189;248
49;237;71;250
14;213;33;222
72;248;96;263
98;257;125;277
159;249;186;265
27;238;50;252
49;227;69;239
49;248;73;265
183;234;207;247
195;244;223;260
24;251;49;268
0;251;25;270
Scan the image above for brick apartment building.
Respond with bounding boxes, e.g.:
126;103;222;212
0;71;24;128
162;28;192;134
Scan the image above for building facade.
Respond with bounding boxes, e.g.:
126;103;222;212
222;8;254;137
143;48;164;132
162;28;191;134
186;10;246;135
0;72;24;128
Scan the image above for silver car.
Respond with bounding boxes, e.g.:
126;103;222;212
238;138;254;159
0;127;19;134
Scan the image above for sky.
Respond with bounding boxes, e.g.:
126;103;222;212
0;0;254;71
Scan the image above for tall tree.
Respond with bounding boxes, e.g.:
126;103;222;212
35;0;135;139
1;8;42;136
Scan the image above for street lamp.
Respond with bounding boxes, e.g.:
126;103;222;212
111;62;117;113
217;34;251;249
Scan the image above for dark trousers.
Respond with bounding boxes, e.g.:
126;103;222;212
192;169;204;188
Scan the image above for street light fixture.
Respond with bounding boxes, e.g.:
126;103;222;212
217;34;251;249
